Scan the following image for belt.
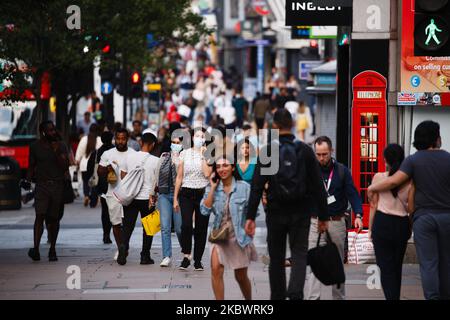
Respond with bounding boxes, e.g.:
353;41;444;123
312;213;346;221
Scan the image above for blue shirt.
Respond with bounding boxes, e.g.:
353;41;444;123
200;179;264;248
237;162;256;184
321;159;363;217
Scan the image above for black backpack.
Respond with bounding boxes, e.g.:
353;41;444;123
272;140;307;203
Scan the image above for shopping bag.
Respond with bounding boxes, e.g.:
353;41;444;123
347;229;376;264
141;208;161;236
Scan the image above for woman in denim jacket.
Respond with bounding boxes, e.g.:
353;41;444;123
201;156;263;300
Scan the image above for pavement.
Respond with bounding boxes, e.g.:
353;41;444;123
0;197;424;300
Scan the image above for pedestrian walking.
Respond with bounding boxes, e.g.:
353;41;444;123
75;123;102;207
201;156;262;300
77;112;94;137
93;131;115;244
304;136;364;300
117;131;159;266
174;128;212;271
151;135;183;267
368;144;414;300
245;109;329;300
26;121;70;262
98;128;136;260
232;87;249;129
296;102;311;142
369;120;450;300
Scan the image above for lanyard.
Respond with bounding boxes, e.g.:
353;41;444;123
324;168;334;193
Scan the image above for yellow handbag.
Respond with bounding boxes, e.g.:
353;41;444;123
141;208;161;236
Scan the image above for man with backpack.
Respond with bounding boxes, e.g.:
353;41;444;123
117;130;159;265
304;136;363;300
245;109;328;300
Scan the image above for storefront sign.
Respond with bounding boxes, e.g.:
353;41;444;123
299;60;323;80
285;0;352;26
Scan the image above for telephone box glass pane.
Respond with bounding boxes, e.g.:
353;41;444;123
359;112;380;204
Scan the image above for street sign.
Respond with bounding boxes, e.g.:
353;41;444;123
285;0;352;26
101;81;113;95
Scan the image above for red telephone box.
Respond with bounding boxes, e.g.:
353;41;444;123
351;71;387;228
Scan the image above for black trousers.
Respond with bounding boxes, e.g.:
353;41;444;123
100;197;112;237
266;212;311;300
179;187;209;262
372;210;411;300
122;199;153;255
255;117;265;131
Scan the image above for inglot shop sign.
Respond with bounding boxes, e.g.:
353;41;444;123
285;0;352;26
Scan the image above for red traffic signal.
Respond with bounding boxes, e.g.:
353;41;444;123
131;72;140;84
102;44;111;53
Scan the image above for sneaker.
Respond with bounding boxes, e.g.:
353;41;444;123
194;261;204;271
117;244;127;265
103;235;112;244
178;257;190;270
160;257;172;267
140;253;155;265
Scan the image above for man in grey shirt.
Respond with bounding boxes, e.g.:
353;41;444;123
369;120;450;300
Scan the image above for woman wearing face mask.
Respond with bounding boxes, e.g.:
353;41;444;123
174;128;213;271
201;156;262;300
151;136;183;267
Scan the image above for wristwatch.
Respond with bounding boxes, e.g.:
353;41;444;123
355;214;362;219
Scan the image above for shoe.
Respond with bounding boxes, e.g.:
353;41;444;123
160;257;172;267
103;235;112;244
178;257;190;270
114;250;119;261
117;244;127;265
28;248;40;261
194;261;204;271
140;253;155;265
83;196;89;207
48;249;58;262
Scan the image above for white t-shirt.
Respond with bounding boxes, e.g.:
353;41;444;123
217;105;236;125
99;148;136;196
179;148;209;189
75;136;102;172
122;151;159;200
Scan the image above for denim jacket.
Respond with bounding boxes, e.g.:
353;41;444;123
200;178;263;248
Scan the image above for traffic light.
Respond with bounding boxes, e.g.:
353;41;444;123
130;71;143;98
414;0;450;56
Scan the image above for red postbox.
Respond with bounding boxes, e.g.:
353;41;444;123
351;71;387;228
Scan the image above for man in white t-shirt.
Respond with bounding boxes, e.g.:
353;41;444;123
98;128;136;256
117;130;159;266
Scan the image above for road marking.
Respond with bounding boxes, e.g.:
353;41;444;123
83;288;169;294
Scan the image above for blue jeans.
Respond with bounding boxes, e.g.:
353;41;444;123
158;193;182;258
413;212;450;300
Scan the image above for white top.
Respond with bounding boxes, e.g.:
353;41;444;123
122;151;159;200
179;148;209;189
99;148;136;196
285;101;299;120
217;105;236;125
75;136;102;172
373;172;410;217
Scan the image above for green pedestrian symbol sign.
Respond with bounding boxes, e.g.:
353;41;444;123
425;19;442;46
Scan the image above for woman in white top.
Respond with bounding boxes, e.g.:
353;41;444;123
75;123;102;207
174;128;212;271
369;144;414;300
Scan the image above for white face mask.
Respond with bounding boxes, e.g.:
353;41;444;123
171;143;182;153
193;137;205;148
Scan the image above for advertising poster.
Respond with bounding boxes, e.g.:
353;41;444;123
401;0;450;94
